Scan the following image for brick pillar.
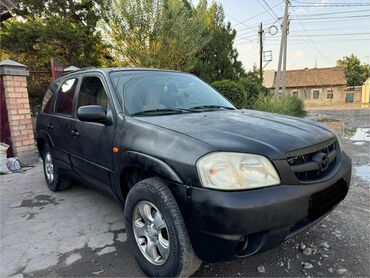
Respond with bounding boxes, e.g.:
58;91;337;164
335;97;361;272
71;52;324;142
0;59;38;165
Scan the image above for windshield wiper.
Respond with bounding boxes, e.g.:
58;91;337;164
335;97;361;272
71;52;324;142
131;108;193;116
188;105;236;111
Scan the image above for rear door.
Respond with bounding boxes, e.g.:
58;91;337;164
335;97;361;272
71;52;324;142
51;76;80;171
69;73;116;192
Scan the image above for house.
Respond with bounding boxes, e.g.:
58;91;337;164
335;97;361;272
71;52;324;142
264;67;351;106
361;77;370;106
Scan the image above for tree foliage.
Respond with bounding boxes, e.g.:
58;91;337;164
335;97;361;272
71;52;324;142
239;66;269;106
1;17;106;69
0;0;110;108
190;1;244;82
336;54;370;86
212;80;246;108
101;0;210;70
101;0;244;78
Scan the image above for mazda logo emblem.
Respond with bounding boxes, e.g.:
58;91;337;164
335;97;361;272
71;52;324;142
313;152;330;172
320;154;329;171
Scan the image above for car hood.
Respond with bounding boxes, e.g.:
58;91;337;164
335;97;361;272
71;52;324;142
134;109;336;159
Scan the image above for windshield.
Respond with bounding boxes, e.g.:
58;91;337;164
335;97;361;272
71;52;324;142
110;71;235;115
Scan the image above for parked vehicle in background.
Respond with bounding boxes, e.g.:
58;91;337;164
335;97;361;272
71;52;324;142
36;68;351;277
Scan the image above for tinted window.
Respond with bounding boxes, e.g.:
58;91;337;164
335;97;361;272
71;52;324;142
55;78;78;115
77;76;108;109
41;87;56;113
110;71;234;115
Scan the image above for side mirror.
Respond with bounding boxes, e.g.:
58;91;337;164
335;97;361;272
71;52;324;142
77;105;108;123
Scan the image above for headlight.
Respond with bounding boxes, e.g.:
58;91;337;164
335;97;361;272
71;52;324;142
196;152;280;190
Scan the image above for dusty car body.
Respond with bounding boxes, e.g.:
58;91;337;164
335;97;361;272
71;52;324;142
36;68;351;277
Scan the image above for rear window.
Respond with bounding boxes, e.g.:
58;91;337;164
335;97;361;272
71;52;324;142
55;77;78;115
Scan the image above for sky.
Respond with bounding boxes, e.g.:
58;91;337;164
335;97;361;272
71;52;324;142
205;0;370;71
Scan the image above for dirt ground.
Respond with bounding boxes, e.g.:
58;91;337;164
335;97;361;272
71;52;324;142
0;109;369;277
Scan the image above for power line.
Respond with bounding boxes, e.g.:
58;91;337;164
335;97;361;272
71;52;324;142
289;26;370;32
288;32;370;37
290;8;332;65
255;0;280;21
297;9;370;17
292;0;369;5
229;2;281;27
236;18;278;32
261;0;280;19
292;4;370;7
292;14;370;20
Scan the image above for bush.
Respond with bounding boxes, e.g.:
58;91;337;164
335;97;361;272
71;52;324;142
252;93;306;117
212;80;247;108
239;77;269;107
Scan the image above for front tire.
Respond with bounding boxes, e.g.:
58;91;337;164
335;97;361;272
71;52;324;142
42;144;71;191
124;177;201;277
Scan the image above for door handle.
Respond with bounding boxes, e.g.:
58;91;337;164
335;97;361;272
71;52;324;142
47;123;54;129
71;129;79;137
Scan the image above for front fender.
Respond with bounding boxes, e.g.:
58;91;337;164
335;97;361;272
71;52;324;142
113;150;183;201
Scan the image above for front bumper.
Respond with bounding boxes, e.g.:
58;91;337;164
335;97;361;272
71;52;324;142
169;152;352;262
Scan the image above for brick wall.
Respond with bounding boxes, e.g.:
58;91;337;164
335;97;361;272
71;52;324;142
1;62;38;164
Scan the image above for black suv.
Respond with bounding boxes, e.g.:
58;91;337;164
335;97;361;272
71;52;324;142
36;68;351;277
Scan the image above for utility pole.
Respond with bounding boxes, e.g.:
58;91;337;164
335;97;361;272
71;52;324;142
274;0;290;97
281;13;289;95
259;22;264;83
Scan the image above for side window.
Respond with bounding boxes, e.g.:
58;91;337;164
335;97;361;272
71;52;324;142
77;76;108;110
55;78;78;115
41;88;56;113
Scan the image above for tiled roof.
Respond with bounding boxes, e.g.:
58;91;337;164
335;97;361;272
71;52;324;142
266;67;346;88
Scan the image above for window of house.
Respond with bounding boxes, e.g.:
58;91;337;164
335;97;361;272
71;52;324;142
292;90;299;97
77;76;108;110
55;78;79;115
312;89;320;99
327;93;334;99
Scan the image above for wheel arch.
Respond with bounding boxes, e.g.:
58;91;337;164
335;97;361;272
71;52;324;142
36;130;55;158
115;151;183;201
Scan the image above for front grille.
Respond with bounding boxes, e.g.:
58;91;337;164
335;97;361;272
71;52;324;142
287;140;338;181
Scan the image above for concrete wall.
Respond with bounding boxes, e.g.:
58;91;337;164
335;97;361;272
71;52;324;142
282;86;349;106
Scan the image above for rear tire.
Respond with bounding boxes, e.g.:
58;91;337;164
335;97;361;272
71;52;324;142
42;144;71;191
124;177;201;277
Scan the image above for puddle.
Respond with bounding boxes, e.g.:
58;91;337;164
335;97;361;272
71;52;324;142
17;194;60;208
354;165;370;183
344;128;370;142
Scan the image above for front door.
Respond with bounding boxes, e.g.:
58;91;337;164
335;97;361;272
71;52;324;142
69;74;116;192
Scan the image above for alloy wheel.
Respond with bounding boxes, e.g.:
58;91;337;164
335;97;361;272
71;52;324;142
132;201;170;265
44;152;54;182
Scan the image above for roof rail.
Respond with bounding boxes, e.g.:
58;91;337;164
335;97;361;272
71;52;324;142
60;67;96;76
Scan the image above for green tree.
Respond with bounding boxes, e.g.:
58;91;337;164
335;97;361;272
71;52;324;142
191;1;244;83
238;66;269;106
336;54;370;86
212;80;247;108
0;0;110;109
101;0;210;70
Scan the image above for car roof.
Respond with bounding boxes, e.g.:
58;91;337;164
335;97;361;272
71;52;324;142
57;67;183;80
